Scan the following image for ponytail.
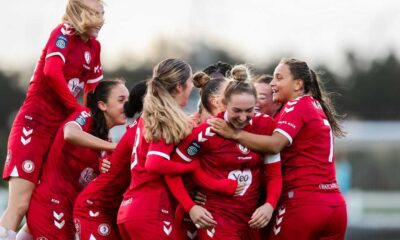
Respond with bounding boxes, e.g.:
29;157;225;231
281;58;346;137
124;80;147;118
142;58;192;145
309;69;346;137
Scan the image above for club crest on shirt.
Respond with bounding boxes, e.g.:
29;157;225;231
55;35;68;49
84;51;91;64
237;144;250;155
187;141;201;156
228;169;252;196
22;160;35;173
98;223;111;236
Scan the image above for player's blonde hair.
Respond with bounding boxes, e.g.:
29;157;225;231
62;0;104;34
143;58;192;145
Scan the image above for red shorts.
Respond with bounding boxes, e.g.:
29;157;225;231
118;218;176;240
197;226;259;240
3;119;56;183
74;216;121;240
174;205;198;240
268;191;347;240
26;196;74;239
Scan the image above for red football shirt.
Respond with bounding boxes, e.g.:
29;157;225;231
173;112;279;229
26;109;103;237
274;95;339;198
18;23;103;127
32;109;101;204
74;120;138;221
118;117;176;223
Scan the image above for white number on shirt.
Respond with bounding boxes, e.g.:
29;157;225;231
130;127;141;169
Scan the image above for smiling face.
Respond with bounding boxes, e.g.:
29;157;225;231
270;63;304;104
100;83;129;129
224;92;256;129
254;82;281;116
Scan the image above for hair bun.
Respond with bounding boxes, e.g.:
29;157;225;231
193;72;210;88
231;65;250;82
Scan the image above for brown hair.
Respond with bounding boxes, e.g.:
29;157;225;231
253;74;273;85
223;64;257;102
280;58;345;137
86;78;125;140
193;72;228;114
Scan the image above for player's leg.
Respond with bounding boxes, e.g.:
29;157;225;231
0;178;35;232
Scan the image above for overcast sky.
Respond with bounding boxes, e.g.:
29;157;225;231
1;0;400;74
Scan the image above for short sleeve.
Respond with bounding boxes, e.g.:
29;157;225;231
65;109;92;132
274;100;305;145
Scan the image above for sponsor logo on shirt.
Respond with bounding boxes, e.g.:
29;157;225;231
22;160;34;173
98;223;111;236
187;140;201;156
228;169;252;196
55;35;68;49
79;167;97;187
67;78;84;97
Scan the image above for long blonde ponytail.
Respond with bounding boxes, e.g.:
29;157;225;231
142;58;192;145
